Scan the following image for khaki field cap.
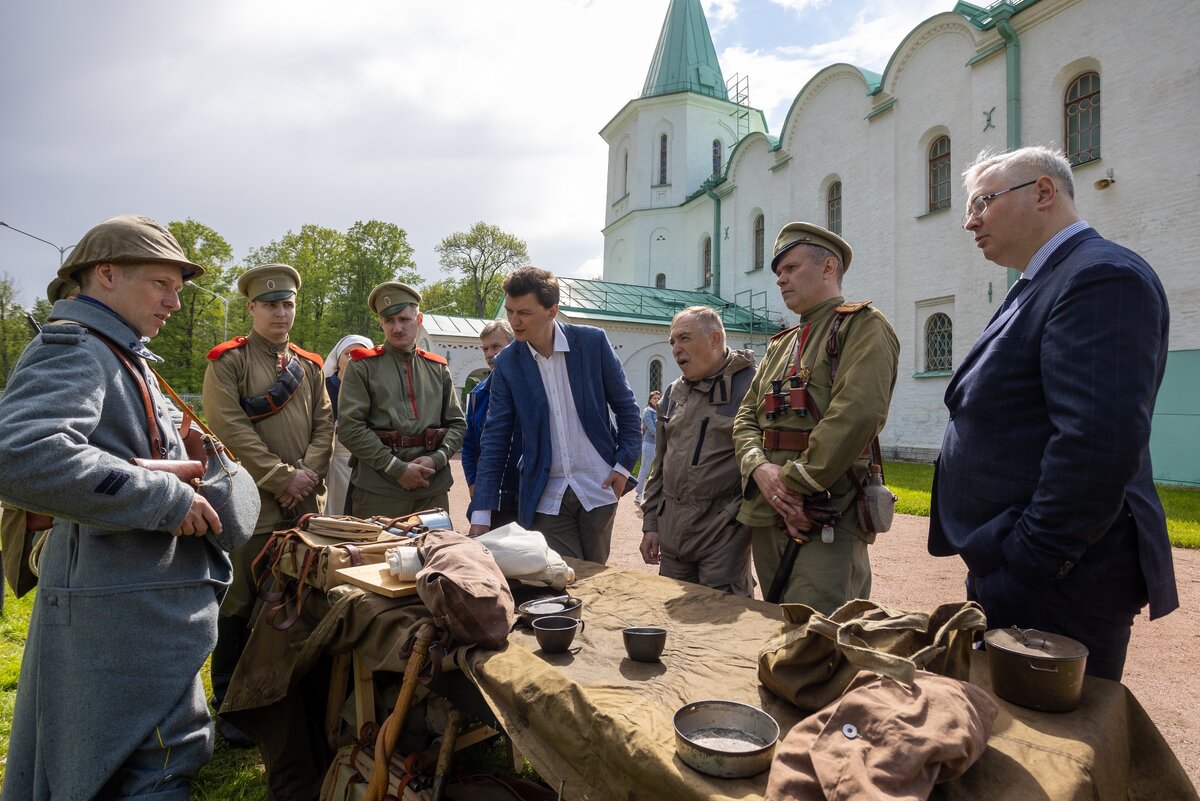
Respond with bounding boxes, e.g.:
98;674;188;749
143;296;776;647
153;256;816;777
59;214;204;283
46;276;78;303
238;263;302;302
369;282;421;317
771;222;853;274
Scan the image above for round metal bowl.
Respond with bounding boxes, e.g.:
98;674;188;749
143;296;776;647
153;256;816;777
516;596;583;627
673;700;779;778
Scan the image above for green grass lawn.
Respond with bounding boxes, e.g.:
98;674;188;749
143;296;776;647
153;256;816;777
883;460;1200;549
2;465;1196;794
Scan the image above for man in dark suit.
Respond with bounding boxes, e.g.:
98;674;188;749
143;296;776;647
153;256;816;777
468;266;641;564
929;145;1177;680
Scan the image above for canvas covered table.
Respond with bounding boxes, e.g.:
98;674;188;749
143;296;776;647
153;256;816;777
224;558;1197;801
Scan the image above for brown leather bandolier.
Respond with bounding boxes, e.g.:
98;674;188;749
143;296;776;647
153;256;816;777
374;427;448;454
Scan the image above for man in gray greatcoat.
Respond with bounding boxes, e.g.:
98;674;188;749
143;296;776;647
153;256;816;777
0;215;233;801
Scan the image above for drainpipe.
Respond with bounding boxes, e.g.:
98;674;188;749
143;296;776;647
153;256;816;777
996;12;1021;287
703;179;721;298
995;14;1021;151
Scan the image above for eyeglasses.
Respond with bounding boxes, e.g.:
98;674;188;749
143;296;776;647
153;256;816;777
963;180;1037;223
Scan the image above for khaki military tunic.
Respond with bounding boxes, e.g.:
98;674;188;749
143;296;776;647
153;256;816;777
733;296;899;611
642;348;756;596
203;331;335;616
337;343;465;517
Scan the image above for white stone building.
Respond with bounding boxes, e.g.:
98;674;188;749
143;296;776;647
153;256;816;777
598;0;1200;484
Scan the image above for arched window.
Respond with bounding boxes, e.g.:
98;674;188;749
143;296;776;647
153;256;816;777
1065;72;1100;166
702;237;712;287
928;136;951;212
712;139;723;176
925;313;953;372
658;134;668;184
827;182;842;235
622;151;629;196
649;359;664;393
655;272;666;289
753;214;765;270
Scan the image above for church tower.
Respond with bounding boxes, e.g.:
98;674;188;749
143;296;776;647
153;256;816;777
600;0;768;293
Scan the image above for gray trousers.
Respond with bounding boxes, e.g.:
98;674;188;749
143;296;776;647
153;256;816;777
533;486;617;564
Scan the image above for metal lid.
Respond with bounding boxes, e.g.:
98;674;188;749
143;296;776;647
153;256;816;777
984;627;1089;661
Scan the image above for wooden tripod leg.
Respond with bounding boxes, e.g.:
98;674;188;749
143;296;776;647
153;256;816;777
429;708;464;801
363;623;435;801
325;652;351;749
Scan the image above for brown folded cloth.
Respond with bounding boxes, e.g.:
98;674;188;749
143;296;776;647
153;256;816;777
766;669;998;801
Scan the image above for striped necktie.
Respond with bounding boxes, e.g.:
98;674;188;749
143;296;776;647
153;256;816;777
990;277;1030;323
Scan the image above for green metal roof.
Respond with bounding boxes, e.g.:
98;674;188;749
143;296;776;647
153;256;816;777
953;0;1042;30
421;314;493;339
558;277;780;334
642;0;728;100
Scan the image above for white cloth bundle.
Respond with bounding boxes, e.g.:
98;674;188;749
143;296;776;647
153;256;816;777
475;523;575;589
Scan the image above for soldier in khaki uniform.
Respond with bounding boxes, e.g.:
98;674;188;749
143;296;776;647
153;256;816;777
733;223;899;613
337;282;465;517
640;306;757;596
202;263;334;743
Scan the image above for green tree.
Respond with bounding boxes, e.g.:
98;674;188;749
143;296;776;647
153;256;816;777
246;225;347;357
156;219;236;393
0;274;33;386
435;222;528;317
333;221;419;339
418;277;477;317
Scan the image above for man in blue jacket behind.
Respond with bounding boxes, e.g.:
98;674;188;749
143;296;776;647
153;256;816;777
468;266;640;564
461;319;521;528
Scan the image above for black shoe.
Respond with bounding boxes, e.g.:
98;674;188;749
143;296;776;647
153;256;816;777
217;717;255;749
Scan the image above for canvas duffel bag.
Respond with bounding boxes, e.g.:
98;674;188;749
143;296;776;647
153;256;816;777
416;529;515;649
758;599;986;712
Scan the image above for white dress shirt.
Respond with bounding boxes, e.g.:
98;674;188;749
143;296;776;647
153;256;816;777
470;322;629;527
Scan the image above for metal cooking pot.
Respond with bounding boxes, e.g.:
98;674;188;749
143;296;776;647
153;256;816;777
673;700;778;778
985;627;1088;712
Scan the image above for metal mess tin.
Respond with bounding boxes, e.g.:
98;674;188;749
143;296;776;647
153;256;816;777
674;700;779;778
985;627;1089;712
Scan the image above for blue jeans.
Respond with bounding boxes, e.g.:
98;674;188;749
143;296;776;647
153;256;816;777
636;441;655;500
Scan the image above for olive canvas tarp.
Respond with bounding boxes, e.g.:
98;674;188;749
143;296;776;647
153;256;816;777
224;558;1196;801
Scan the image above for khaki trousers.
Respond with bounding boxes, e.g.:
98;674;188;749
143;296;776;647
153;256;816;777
351;488;450;520
750;524;871;614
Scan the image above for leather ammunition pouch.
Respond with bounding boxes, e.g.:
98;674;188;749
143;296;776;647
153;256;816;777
240;356;306;422
763;429;810;451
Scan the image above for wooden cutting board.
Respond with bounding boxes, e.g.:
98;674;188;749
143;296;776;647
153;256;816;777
334;563;419;598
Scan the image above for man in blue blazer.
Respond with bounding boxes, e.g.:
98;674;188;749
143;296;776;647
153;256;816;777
468;266;641;564
929;146;1177;680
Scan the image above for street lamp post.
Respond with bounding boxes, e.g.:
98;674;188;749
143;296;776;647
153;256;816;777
187;283;230;342
0;221;76;265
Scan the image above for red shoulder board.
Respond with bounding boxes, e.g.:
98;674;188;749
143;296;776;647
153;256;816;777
207;336;249;360
834;300;873;315
416;348;448;365
769;324;801;342
349;345;384;361
287;342;324;368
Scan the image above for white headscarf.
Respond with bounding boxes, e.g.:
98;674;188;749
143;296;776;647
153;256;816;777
323;334;375;378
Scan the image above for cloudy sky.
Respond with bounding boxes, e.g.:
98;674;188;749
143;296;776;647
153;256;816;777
1;0;950;305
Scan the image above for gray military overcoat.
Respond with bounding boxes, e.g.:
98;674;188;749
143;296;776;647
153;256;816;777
0;297;232;801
